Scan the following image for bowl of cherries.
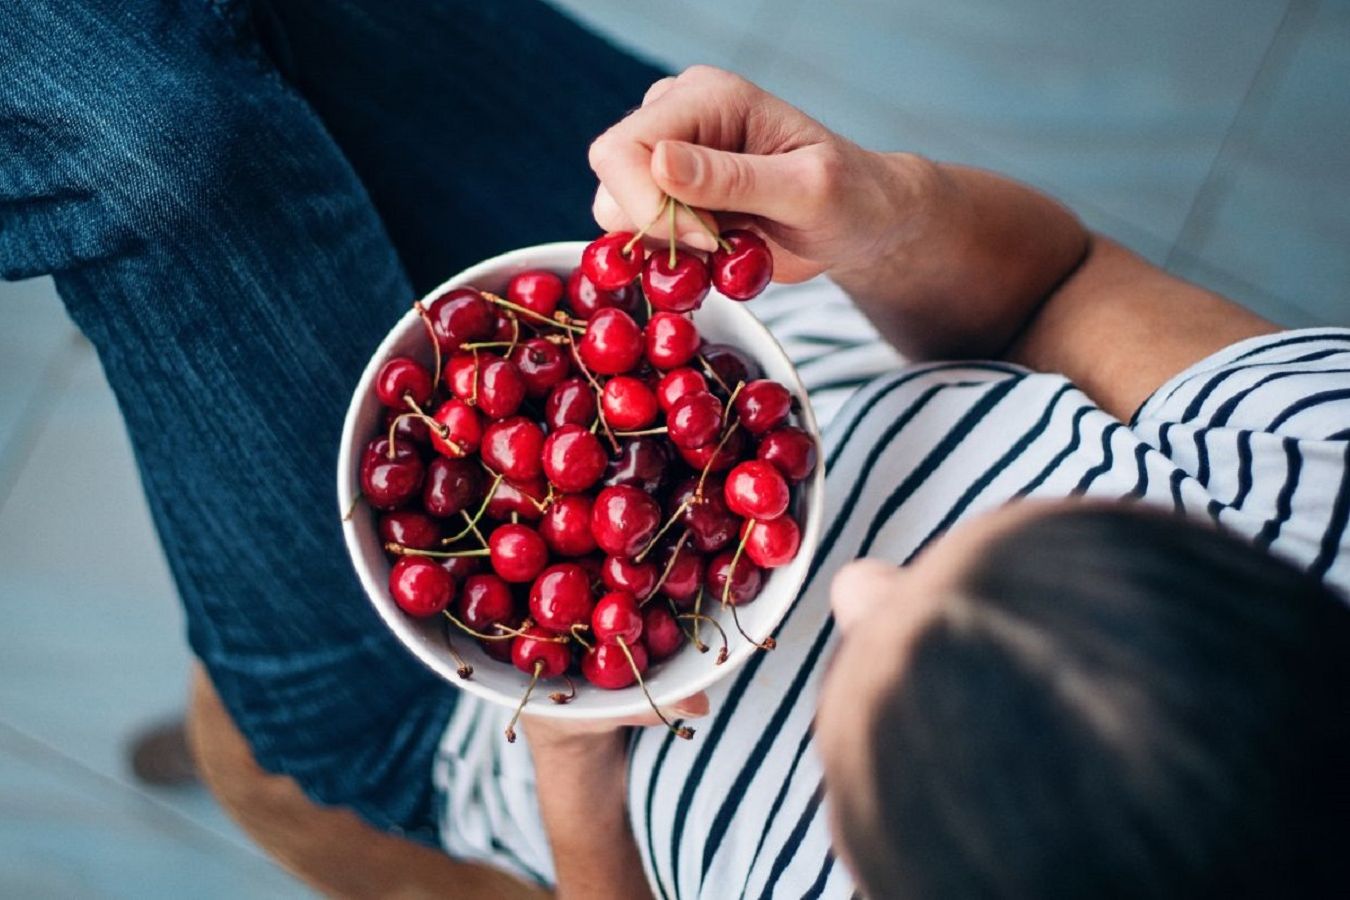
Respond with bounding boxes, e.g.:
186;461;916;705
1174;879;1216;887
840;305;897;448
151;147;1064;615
338;222;822;741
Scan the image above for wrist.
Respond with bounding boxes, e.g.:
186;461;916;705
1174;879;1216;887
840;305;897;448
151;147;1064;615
827;150;946;289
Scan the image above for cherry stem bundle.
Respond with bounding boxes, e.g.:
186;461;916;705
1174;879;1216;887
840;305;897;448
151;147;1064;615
676;199;734;253
622;195;673;257
677;612;729;664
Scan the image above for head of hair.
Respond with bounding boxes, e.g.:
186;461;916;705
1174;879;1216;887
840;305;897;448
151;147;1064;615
838;504;1350;900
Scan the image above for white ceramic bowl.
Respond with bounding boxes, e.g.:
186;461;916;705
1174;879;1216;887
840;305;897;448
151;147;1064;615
338;241;824;719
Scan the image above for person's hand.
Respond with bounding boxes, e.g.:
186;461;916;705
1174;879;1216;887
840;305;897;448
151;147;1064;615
587;66;924;284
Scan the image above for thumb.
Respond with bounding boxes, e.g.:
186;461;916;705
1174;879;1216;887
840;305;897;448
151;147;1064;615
653;140;802;223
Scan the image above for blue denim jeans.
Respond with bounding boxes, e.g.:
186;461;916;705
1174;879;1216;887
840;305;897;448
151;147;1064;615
0;0;661;841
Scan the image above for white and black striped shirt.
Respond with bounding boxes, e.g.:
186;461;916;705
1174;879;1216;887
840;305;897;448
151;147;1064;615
433;280;1350;898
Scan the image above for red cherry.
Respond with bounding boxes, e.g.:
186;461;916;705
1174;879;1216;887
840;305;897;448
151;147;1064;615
657;544;704;606
701;343;761;387
389;556;455;618
667;391;723;449
582;640;648;689
758;426;817;482
375;357;434;409
542;424;607;493
427;287;495;351
581;232;644;291
444;353;478;400
379;510;441;551
601;554;659;600
742;516;800;568
657;367;708;413
438;554;483;581
579;308;643;375
602;436;670;493
725;460;790;520
506;269;564;317
592;590;643;644
458;573;515;631
591;485;662;558
485;477;548;523
711;229;773;301
512;625;570;679
642;249;710;313
644;312;701;370
360;437;424;510
474;356;527;420
510;338;570;399
566;267;641;320
423;456;483;518
430;399;483;458
734;379;792;434
642;605;684;661
706;550;764;605
540;494;597;557
481;416;545;482
676;426;746;474
544;376;598;430
528;562;593;633
384;407;431;446
489;310;516;343
669;477;739;554
480;617;521;663
489;523;549;583
601;376;659;431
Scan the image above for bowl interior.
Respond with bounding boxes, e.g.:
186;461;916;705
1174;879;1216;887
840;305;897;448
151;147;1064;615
338;241;824;719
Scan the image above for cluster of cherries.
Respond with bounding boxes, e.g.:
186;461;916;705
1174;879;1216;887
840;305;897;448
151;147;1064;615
356;216;814;741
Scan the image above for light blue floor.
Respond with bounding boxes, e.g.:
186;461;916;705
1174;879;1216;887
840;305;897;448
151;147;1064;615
1;1;1346;895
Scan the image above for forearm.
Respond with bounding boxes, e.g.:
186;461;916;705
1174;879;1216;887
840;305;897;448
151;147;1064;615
527;732;654;900
831;156;1090;361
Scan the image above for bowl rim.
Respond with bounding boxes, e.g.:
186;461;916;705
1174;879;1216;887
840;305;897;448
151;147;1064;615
337;240;825;719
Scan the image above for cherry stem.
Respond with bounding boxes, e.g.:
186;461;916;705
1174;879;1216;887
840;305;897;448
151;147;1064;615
385;543;490;559
645;529;691;596
697;353;732;394
342;491;363;522
721;520;753;608
459;341;515;350
670;598;708;653
569;623;593;651
414;300;443;395
482;291;585;333
622;195;672;257
566;331;620;452
677;613;730;665
729;600;777;652
442;611;554;643
439;617;474;679
506;314;521;357
470;347;480;407
695;420;741;499
636;498;692;563
616;637;693;740
441;473;503;544
613;426;668;437
676;199;733;253
549;674;577;705
504;660;544;743
667;195;678;269
460;509;488;548
722;381;746;428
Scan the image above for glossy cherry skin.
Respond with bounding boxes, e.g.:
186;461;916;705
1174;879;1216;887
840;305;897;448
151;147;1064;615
700;343;761;388
360;437;425;510
710;229;773;301
676;426;746;474
706;550;764;605
472;356;527;420
489;523;549;583
427;287;495;351
480;615;521;663
384;407;431;446
601;376;659;431
734;379;792;434
658;543;704;605
644;312;701;369
444;352;479;400
592;590;643;644
742;516;800;568
725;460;790;520
458;573;515;631
642;249;711;313
389;556;455;618
544;377;598;431
591;485;662;558
375;357;434;409
527;562;594;634
510;338;570;399
669;477;739;554
602;436;670;493
430;399;483;458
579;308;643;375
667;391;723;449
581;232;644;291
757;426;817;482
582;639;648;689
512;625;570;679
485;477;547;523
601;555;659;600
540;494;597;557
566;267;641;320
642;605;684;661
438;554;483;581
481;416;545;482
379;510;441;551
656;367;708;413
489;310;517;343
542;424;607;493
506;269;564;317
423;456;483;518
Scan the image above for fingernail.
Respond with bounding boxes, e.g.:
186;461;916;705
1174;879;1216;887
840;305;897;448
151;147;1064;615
681;230;717;253
661;142;700;187
671;705;706;719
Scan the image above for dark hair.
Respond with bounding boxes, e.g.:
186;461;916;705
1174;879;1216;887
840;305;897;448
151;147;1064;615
840;504;1350;899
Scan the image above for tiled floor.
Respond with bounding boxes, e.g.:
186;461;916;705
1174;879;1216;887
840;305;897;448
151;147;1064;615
1;0;1346;894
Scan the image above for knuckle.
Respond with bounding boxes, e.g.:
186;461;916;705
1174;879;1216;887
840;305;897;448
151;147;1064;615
678;64;729;86
587;132;616;172
802;144;847;203
642;76;677;105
